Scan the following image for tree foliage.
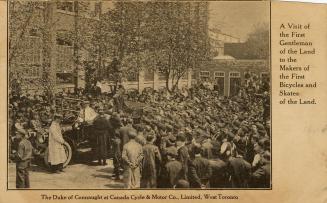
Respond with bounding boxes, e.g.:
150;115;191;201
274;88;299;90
9;1;211;94
244;23;269;59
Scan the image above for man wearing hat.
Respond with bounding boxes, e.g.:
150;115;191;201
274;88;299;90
93;107;110;165
209;142;229;188
78;100;97;125
141;134;162;188
250;151;271;188
122;129;144;189
48;114;66;173
11;129;33;188
188;145;212;188
158;147;183;188
176;134;190;181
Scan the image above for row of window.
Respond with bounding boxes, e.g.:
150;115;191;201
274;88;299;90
15;36;74;74
127;71;188;82
199;71;269;79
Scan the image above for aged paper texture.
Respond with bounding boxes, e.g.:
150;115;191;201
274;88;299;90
0;1;326;203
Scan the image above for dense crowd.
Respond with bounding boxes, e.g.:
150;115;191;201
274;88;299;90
9;73;270;189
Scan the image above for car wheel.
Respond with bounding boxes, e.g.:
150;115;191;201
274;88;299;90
43;141;72;168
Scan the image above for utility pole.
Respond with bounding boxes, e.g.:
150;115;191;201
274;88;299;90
97;1;103;81
74;1;80;89
43;2;56;103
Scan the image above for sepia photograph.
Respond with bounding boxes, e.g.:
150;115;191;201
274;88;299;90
8;1;271;189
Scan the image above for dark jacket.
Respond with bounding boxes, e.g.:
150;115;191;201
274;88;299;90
15;138;33;169
188;155;212;188
159;159;183;188
141;143;162;188
93;115;110;158
251;162;271;188
228;156;251;188
177;145;190;180
209;158;229;188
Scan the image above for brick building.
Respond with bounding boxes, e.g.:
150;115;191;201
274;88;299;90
193;59;269;96
9;1;208;94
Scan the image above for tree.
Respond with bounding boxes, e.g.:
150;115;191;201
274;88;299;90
244;23;269;59
124;2;210;92
9;1;44;96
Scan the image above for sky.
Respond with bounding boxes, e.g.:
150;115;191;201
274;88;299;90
209;1;270;42
100;1;270;42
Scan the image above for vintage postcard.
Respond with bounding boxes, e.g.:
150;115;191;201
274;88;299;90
0;0;326;202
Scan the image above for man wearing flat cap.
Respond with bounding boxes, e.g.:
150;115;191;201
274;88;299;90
122;129;144;188
11;129;33;188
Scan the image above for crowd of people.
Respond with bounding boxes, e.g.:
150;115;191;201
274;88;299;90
9;75;270;189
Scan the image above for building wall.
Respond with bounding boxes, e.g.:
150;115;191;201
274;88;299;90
194;59;269;96
121;70;191;92
10;2;205;94
209;29;240;57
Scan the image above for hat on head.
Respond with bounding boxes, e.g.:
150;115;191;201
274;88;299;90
176;134;186;142
146;133;154;140
166;147;178;157
128;128;137;139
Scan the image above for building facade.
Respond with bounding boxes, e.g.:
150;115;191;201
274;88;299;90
193;59;269;96
9;1;208;94
9;1;101;94
209;28;241;57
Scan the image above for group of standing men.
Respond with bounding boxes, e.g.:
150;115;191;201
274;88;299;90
11;82;270;189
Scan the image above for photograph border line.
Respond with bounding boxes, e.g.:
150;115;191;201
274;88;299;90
6;0;272;191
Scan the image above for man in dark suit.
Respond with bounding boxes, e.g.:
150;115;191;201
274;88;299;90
110;113;123;179
188;146;212;188
250;151;271;188
93;107;110;165
227;148;252;188
159;147;183;188
176;134;190;181
209;143;229;188
141;134;162;188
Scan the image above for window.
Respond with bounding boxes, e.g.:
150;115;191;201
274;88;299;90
229;72;240;78
144;69;154;81
56;36;73;46
214;71;225;78
16;36;42;66
214;72;225;95
191;70;196;80
200;71;210;81
56;73;74;84
56;45;74;73
229;72;241;97
57;2;74;12
20;66;40;79
126;70;139;82
158;69;166;81
56;33;73;74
